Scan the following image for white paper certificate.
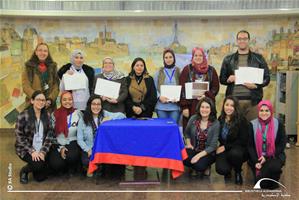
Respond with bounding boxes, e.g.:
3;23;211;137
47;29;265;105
160;85;182;102
185;81;209;99
63;73;87;90
94;78;121;99
235;67;264;85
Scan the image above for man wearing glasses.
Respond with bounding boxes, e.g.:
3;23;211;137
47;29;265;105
219;30;270;121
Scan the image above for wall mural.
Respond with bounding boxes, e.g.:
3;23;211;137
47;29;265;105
1;16;298;128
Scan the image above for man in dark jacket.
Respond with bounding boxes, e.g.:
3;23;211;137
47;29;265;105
220;30;270;121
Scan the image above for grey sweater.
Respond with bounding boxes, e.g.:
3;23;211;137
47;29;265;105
185;114;220;154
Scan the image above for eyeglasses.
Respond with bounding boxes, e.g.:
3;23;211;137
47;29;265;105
91;103;101;106
237;38;249;41
35;98;46;102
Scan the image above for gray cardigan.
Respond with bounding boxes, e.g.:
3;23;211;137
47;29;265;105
185;114;220;154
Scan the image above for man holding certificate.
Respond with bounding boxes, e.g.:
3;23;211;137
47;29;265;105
94;57;128;114
220;30;270;121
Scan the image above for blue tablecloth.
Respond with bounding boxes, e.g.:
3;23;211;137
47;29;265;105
89;118;187;178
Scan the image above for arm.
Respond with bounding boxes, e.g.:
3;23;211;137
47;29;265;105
22;68;35;99
125;77;135;114
153;70;161;98
179;66;192;110
275;122;287;162
225;118;249;150
141;77;157;115
48;64;59;102
204;121;220;154
256;55;270;89
117;77;128;103
205;67;220;100
219;57;233;86
77;118;91;152
248;123;259;164
40;123;54;155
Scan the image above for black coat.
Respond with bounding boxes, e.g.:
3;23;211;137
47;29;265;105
125;75;157;118
219;50;270;105
57;63;95;94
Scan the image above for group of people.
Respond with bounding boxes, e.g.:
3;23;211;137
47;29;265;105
15;30;286;189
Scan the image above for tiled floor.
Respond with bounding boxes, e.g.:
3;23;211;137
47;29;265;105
1;130;298;200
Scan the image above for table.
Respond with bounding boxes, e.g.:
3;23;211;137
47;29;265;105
88;118;187;179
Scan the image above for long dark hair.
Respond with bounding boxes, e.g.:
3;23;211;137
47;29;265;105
27;43;55;66
83;95;104;127
27;90;49;128
195;97;217;122
218;96;243;138
129;57;148;76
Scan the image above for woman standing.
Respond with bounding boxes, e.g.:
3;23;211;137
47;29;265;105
184;97;219;177
94;57;127;113
215;96;249;184
154;48;181;123
126;57;157;118
248;100;287;189
58;49;94;111
179;47;219;131
49;91;81;175
22;43;59;111
15;91;53;184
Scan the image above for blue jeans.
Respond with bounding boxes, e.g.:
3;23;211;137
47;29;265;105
156;110;181;124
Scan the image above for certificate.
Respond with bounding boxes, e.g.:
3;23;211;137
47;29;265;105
160;85;182;102
94;78;120;99
185;81;209;99
63;73;87;90
235;67;264;84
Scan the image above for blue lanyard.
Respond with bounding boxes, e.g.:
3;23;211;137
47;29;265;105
68;113;73;128
164;68;176;83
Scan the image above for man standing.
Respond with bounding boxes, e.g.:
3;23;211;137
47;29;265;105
220;30;270;121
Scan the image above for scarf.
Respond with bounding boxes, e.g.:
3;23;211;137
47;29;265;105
163;48;176;69
191;47;209;74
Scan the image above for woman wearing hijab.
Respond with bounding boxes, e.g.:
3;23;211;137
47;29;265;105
248;100;287;189
93;57;128;113
179;47;219;131
49;91;82;175
22;43;59;111
125;57;157;118
15;91;53;184
154;48;181;123
58;49;94;110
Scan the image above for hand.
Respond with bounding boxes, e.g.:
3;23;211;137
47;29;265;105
243;83;257;89
66;70;74;75
87;150;92;158
101;96;108;101
182;109;189;118
191;153;202;164
216;146;225;154
227;75;235;83
197;94;205;101
60;147;68;159
185;144;194;150
31;151;40;162
107;98;118;104
133;106;142;115
258;156;266;165
159;96;169;104
38;152;45;161
255;163;262;170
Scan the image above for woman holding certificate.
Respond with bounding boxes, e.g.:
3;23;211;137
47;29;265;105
184;97;219;177
93;57;128;113
154;48;181;123
49;91;82;176
58;49;94;111
125;57;157;118
179;47;219;131
22;43;59;112
248;100;286;189
215;96;249;185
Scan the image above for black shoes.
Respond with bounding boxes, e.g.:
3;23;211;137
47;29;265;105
20;167;29;184
235;172;243;185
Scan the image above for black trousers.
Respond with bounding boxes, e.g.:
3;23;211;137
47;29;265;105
19;153;48;182
48;141;80;173
183;148;215;172
81;151;90;168
215;146;247;175
250;158;283;189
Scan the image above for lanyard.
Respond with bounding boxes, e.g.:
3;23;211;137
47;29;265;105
35;119;41;134
164;68;176;82
68;113;73;128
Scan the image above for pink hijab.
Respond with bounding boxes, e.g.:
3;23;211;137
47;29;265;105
255;100;276;160
191;47;208;74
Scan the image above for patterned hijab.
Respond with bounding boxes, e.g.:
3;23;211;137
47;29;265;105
191;47;209;74
102;57;125;80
